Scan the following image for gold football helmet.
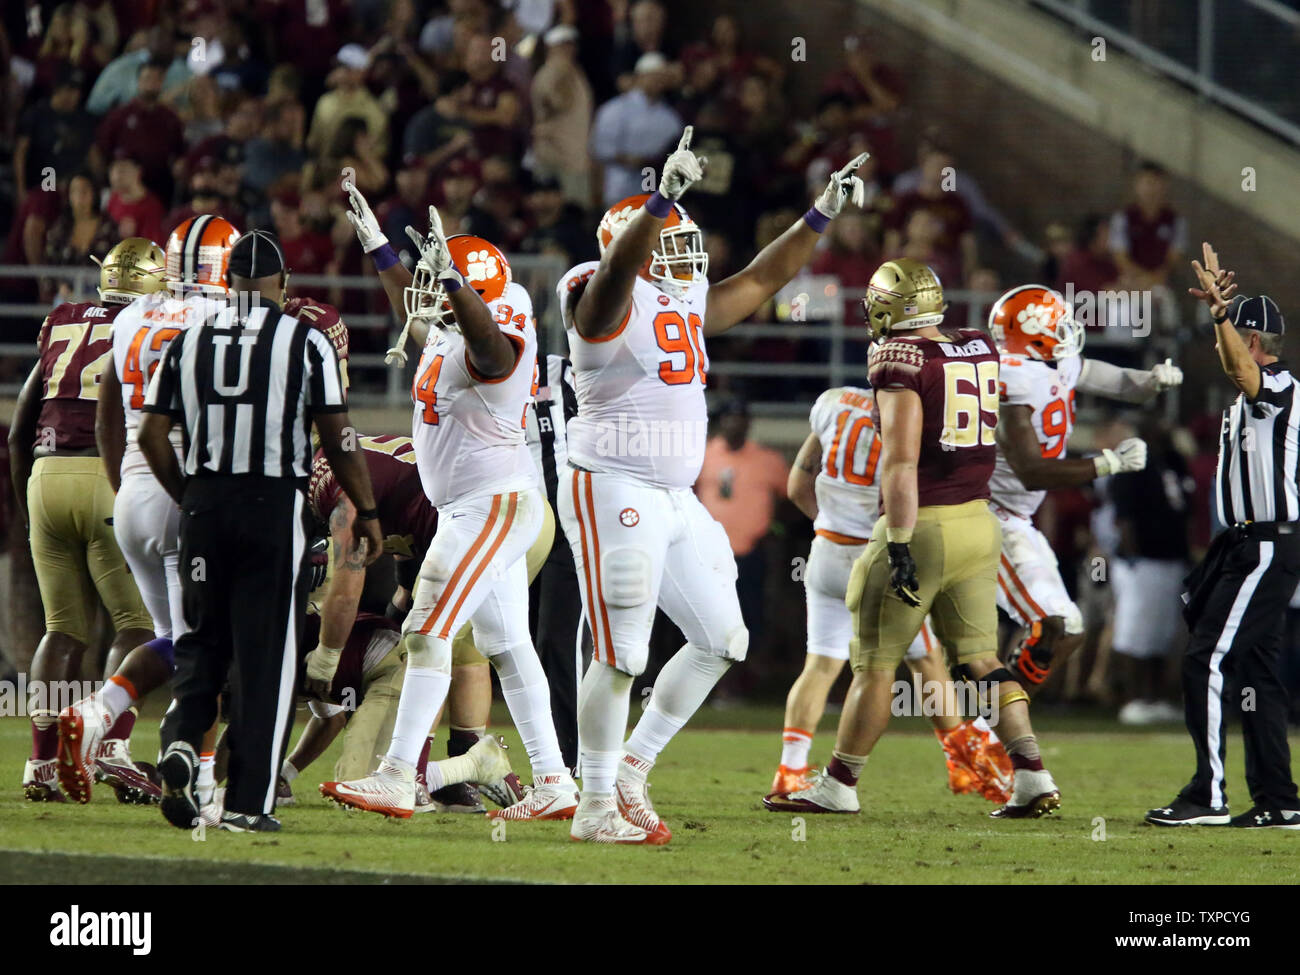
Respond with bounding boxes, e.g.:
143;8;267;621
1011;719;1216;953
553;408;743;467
94;237;167;305
861;258;947;340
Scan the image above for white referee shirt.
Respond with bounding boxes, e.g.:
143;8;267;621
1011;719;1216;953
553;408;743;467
1215;359;1300;526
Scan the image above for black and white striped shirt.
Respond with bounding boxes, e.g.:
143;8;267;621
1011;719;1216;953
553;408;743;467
525;353;578;510
1216;360;1300;526
143;301;346;480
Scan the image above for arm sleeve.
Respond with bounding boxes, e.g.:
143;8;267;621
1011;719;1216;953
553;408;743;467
1076;357;1159;403
304;330;347;414
142;336;184;417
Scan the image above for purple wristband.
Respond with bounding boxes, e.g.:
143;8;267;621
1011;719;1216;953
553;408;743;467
802;207;831;234
370;243;399;272
645;191;674;219
443;275;462;293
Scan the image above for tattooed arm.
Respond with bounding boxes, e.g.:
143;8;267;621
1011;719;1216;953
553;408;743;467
303;497;370;698
788;432;822;521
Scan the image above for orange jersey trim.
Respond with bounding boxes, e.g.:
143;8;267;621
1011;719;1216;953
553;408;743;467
815;528;872;545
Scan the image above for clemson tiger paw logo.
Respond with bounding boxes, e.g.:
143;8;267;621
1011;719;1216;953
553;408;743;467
1015;302;1056;336
619;507;640;527
465;250;502;284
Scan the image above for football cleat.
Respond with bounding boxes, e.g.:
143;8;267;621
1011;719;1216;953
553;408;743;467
275;776;295;808
615;771;672;844
762;768;860;814
990;768;1060;819
569;798;665;845
218;811;282;832
425;783;486;814
1144;796;1230;827
1228;805;1300;830
56;693;113;804
22;758;66;802
158;741;202;830
489;773;579;822
465;734;514;788
321;758;416;819
94;738;161;804
477;770;525;809
767;764;816;800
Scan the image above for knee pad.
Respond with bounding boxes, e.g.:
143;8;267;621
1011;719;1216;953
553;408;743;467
976;664;1029;710
403;631;451;674
600;547;652;607
699;626;749;663
147;637;175;670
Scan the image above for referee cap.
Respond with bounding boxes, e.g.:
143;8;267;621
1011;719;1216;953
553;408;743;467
1226;294;1285;336
228;230;286;280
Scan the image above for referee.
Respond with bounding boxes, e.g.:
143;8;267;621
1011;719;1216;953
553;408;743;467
138;230;382;832
1147;242;1300;829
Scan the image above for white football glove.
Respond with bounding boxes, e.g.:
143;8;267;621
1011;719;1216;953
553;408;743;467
1094;437;1148;477
1150;358;1183;391
305;643;341;685
813;152;871;220
658;126;706;201
405;206;463;285
344;179;387;254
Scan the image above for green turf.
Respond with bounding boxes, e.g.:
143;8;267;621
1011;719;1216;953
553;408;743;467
3;711;1299;884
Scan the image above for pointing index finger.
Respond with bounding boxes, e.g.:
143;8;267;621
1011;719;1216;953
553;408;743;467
838;152;870;178
677;125;694;153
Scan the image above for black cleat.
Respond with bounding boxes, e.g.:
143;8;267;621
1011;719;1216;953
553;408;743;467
158;741;201;830
218;811;282;832
1144;796;1230;827
1228;804;1300;829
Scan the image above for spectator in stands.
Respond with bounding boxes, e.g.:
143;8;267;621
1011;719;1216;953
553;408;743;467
434;154;497;240
590;52;683;207
1109;161;1186;288
679;14;780;107
377;157;432;264
475;155;529;250
104;155;165;245
264;0;349;104
178;73;225;147
42;172;116;303
95;55;184;200
531;24;594;207
32;2;114;96
15;65;95;204
883;142;975;284
272;191;335;277
164;155;245;235
306;45;388;162
519;174;594;265
1040;221;1073;292
306;116;389;197
696;398;789;639
433;32;523;160
1059;214;1122;329
818;34;903;173
1110;419;1192;725
811;211;878;321
419;0;490;64
243;98;307;198
611;0;676;90
85;26;188;115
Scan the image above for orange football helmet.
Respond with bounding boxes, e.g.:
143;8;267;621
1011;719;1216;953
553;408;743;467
165;215;241;295
597;193;707;298
988;284;1083;361
404;234;511;331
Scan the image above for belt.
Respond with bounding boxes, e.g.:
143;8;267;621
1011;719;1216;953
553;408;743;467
1233;521;1300;539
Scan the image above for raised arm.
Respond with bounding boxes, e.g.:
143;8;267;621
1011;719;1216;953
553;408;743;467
1188;241;1256;397
704;153;869;336
575;126;705;339
788;431;822;520
96;365;127;493
344;180;432;355
1076;357;1182;403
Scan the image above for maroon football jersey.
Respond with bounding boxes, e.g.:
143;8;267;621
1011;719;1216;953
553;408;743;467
301;611;398;708
308;434;438;558
34;301;124;451
867;328;999;508
284;296;349;386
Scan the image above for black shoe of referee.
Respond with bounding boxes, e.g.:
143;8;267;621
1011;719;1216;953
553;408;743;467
1144;796;1230;826
1228;804;1300;829
158;741;201;830
218;811;282;832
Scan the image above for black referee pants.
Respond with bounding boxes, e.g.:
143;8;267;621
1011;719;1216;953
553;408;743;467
159;475;313;817
1179;532;1300;810
529;529;586;770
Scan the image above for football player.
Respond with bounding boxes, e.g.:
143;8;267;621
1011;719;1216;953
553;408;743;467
323;196;577;821
770;384;1012;805
768;259;1060;819
987;285;1181;689
10;238;161;801
55;217;238;806
555;128;870;843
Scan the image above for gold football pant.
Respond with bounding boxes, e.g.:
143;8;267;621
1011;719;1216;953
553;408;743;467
27;456;151;644
847;500;1001;672
334;644;404;781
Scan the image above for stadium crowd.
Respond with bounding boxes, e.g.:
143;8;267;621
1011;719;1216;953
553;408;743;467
2;0;1298;728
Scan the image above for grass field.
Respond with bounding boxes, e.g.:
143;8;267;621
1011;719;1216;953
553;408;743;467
3;707;1299;885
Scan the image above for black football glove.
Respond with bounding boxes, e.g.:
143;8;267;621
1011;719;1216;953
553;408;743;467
308;535;330;591
886;542;921;608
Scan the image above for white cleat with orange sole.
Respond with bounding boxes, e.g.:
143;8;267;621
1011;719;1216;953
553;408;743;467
489;772;579;822
569;797;665;845
321;758;417;819
56;693;112;804
615;772;672;844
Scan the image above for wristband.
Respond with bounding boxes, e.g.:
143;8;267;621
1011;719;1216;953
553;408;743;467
370;243;399;272
442;275;462;293
356;508;379;521
802;206;831;233
885;526;912;544
645;191;673;218
1213;312;1229;325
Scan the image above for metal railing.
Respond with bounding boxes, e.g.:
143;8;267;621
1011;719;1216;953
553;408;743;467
0;264;1181;420
1033;0;1300;145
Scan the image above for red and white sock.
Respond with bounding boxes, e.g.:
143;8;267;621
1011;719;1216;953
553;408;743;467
197;750;216;801
780;727;813;769
30;710;57;761
101;675;137;724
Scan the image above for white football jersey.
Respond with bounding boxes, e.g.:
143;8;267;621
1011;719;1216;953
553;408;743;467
110;291;224;477
988;353;1082;518
809;386;882;540
409;280;540;507
559;262;710;489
